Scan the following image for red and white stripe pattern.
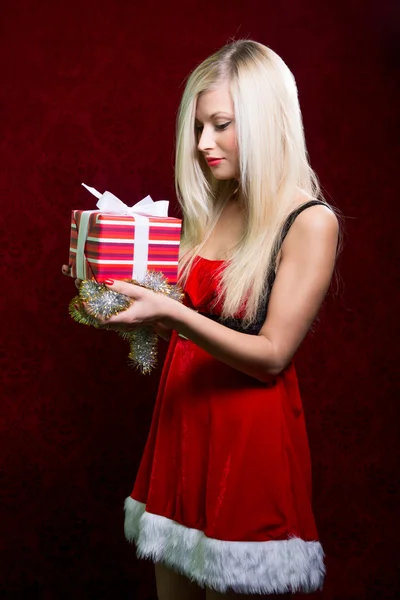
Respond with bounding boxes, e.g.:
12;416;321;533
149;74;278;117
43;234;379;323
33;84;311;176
69;210;181;284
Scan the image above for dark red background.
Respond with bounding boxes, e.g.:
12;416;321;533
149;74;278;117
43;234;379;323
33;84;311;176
1;1;398;598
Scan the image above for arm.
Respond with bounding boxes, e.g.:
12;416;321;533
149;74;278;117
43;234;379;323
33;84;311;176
101;205;339;382
165;205;339;381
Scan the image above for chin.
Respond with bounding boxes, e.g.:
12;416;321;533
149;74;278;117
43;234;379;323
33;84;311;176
213;170;237;181
213;174;233;181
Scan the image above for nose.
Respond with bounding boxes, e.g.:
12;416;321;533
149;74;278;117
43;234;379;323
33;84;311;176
197;125;215;152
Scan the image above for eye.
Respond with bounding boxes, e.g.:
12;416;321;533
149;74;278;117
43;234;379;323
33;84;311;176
215;121;231;131
194;121;231;134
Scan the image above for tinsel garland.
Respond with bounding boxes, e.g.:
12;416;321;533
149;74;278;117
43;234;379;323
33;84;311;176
69;271;184;374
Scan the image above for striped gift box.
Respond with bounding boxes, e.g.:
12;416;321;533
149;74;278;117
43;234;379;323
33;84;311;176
69;210;182;284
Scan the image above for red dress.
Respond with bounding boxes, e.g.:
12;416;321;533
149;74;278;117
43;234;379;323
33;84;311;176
124;204;327;595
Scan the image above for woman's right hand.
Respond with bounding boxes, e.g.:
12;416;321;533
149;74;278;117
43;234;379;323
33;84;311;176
61;264;81;290
61;264;172;341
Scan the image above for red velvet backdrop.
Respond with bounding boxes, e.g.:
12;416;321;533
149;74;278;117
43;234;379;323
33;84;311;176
1;0;398;598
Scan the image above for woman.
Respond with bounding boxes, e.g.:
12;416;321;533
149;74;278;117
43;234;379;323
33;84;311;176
63;40;340;599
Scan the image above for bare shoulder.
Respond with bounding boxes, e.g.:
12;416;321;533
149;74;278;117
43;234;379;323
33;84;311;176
288;189;338;233
296;202;338;233
281;202;339;262
288;201;339;241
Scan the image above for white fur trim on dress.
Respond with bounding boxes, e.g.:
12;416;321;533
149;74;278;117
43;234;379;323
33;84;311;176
124;496;325;595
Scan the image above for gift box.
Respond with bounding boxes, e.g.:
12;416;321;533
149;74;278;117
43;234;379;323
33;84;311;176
69;184;182;284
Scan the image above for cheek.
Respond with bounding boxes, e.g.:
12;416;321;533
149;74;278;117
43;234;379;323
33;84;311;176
225;130;238;155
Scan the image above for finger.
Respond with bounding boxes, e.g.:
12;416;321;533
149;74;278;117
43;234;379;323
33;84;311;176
62;264;71;276
75;278;82;290
81;302;108;325
103;312;130;325
103;279;143;299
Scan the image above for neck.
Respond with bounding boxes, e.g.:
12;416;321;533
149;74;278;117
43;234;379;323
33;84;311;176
231;187;245;209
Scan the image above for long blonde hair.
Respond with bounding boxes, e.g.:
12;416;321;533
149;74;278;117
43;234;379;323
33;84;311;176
175;40;336;325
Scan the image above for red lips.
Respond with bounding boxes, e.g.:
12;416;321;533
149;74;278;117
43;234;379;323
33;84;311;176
206;157;224;166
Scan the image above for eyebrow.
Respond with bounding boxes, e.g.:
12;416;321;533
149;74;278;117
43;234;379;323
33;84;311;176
195;112;233;122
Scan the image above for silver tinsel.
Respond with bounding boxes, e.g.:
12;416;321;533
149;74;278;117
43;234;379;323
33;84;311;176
135;270;183;301
80;280;133;320
123;328;159;375
68;272;184;374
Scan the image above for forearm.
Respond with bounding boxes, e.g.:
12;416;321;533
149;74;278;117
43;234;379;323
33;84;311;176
165;301;280;383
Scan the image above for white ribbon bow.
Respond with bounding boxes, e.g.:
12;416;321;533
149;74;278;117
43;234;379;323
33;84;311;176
75;183;170;281
81;183;169;217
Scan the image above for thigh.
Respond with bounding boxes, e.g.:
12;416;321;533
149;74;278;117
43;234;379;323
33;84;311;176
154;561;205;600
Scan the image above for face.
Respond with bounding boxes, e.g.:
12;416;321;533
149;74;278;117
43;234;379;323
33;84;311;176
195;80;239;181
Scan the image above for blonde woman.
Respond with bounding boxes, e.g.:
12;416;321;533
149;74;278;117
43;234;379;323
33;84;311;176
63;40;341;599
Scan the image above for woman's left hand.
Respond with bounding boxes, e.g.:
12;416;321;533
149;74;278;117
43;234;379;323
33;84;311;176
88;279;173;328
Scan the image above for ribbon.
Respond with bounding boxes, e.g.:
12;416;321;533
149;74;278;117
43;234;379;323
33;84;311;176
75;183;170;281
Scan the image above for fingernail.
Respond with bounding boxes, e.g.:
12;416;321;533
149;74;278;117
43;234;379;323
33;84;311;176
104;279;114;285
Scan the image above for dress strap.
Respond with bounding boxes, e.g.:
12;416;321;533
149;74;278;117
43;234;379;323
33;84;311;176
280;200;330;249
270;200;331;270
